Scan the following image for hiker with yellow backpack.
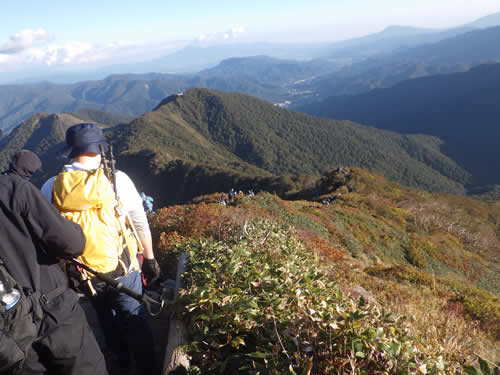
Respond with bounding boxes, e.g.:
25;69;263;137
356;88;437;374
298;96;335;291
41;123;160;375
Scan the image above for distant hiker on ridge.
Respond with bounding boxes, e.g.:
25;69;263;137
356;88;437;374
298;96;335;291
220;193;227;206
140;192;154;213
229;188;236;201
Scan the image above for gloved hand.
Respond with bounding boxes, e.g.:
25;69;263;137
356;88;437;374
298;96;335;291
142;258;160;284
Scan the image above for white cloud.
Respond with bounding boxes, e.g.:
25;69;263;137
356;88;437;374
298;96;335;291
195;26;247;45
0;28;52;54
0;35;183;73
32;42;96;65
0;40;118;70
0;27;166;69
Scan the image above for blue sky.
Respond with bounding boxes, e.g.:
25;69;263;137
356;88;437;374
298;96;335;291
2;0;362;43
1;0;499;73
3;0;499;42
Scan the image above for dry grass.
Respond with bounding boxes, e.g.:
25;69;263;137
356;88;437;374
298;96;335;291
319;258;500;365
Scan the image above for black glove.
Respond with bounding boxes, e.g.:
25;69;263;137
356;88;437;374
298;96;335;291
142;258;160;284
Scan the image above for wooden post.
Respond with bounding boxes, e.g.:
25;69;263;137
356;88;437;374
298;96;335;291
162;253;190;374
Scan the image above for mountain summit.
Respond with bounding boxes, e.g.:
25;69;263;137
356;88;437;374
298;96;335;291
465;11;500;28
113;88;468;195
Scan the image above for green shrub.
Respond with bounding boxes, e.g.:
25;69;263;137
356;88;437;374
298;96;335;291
404;242;429;268
174;219;452;374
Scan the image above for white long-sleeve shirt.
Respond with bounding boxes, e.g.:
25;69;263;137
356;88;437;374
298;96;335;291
41;162;151;239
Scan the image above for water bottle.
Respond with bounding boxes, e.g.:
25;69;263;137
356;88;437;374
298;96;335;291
0;280;21;311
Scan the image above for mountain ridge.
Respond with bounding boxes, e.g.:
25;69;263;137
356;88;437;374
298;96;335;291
300;25;500;98
299;62;500;187
84;88;471;198
0;58;340;133
0;88;471;201
465;10;500;28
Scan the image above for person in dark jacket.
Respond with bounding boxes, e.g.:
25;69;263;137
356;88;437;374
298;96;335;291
2;150;42;180
0;173;108;374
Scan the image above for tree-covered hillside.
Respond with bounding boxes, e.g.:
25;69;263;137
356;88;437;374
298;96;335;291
300;63;500;187
0;89;472;200
0;77;178;133
115;88;469;196
0;58;337;133
0;112;127;186
199;56;336;82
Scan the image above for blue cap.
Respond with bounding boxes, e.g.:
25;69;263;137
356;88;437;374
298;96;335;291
57;123;109;159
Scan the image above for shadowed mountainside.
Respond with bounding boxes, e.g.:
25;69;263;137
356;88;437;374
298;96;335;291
299;63;500;187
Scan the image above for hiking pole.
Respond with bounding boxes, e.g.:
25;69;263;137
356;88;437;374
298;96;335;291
69;258;164;316
109;145;118;196
99;144;146;253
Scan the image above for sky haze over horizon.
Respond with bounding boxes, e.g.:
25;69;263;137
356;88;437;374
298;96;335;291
1;0;499;76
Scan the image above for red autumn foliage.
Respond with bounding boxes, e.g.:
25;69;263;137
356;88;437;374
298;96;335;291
297;230;345;262
150;203;246;251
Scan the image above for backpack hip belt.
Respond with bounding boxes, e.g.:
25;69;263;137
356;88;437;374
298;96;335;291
89;246;133;288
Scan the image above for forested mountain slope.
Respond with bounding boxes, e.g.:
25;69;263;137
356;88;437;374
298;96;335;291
0;89;472;203
0;58;338;133
114;88;470;195
0;111;126;186
0;74;187;133
300;63;500;186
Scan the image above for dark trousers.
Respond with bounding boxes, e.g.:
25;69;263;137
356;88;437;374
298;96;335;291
90;270;155;375
21;300;108;375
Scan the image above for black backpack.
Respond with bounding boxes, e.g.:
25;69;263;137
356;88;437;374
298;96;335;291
0;259;43;374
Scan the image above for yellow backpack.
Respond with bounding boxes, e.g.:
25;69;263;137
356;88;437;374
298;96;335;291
52;167;139;275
